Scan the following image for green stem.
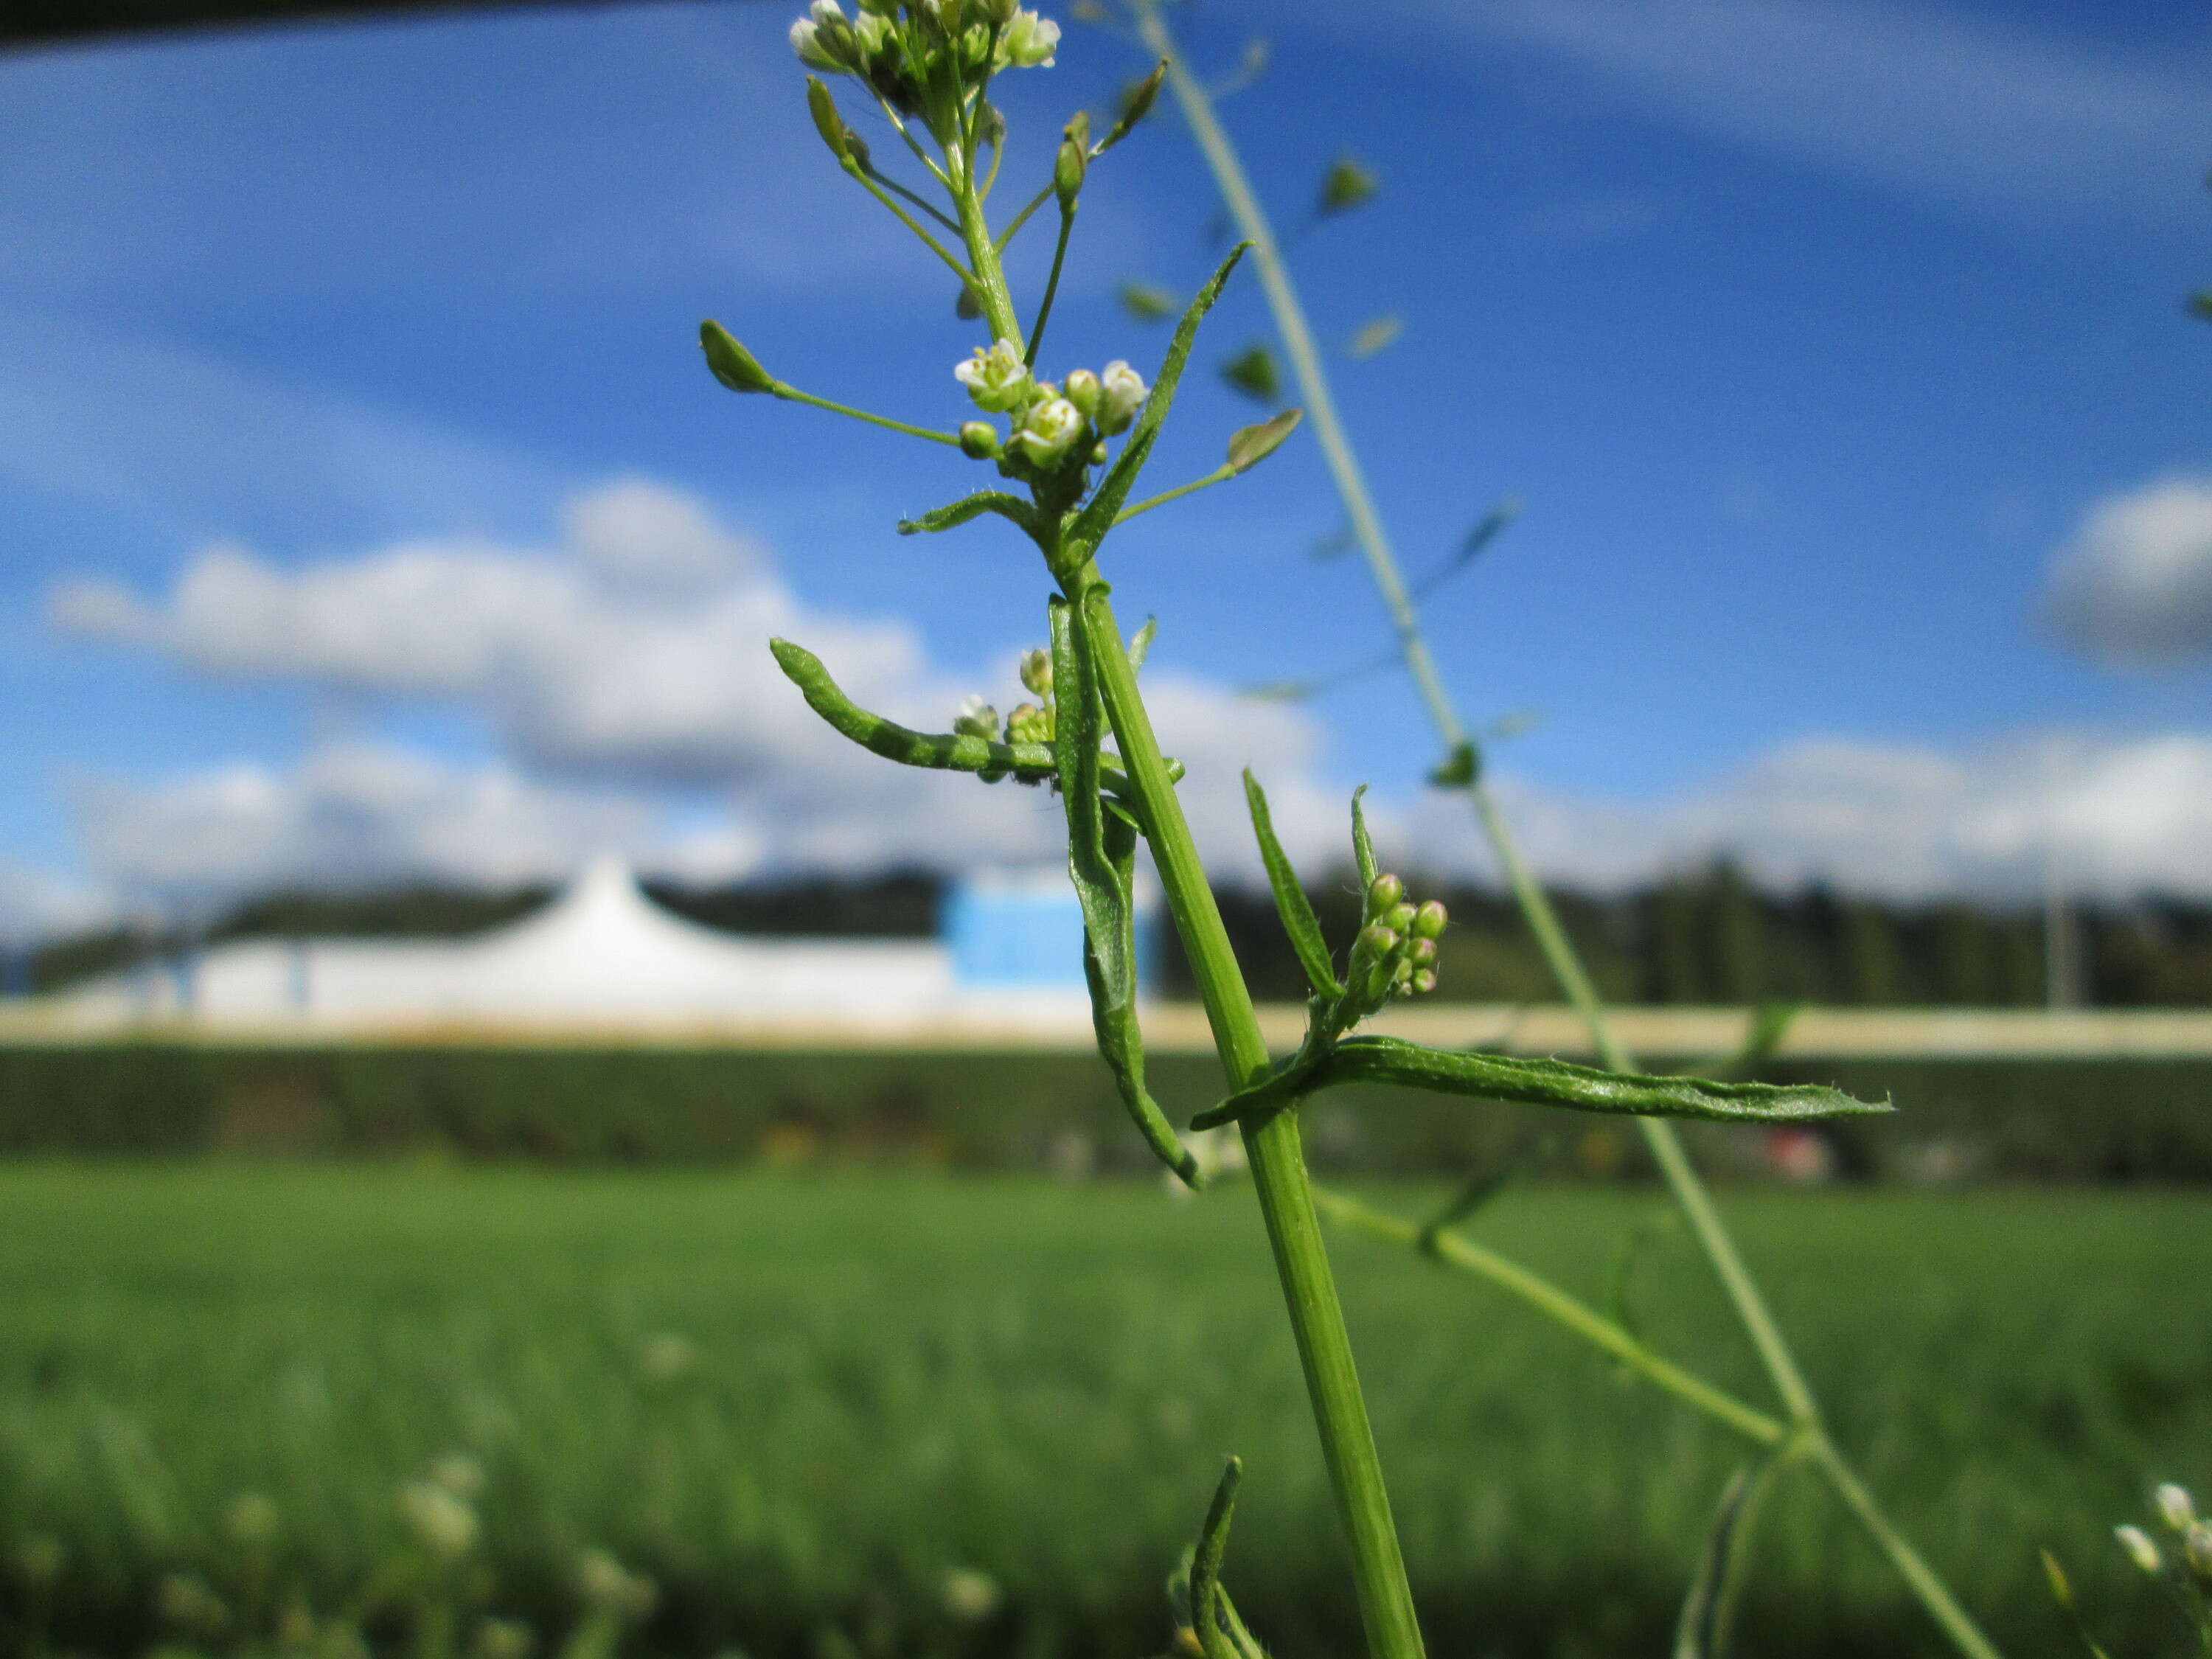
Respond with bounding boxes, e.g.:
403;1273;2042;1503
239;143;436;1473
1026;203;1077;367
841;158;974;288
1114;464;1234;526
1311;1186;1784;1447
1081;578;1426;1659
949;143;1424;1659
1808;1435;2004;1659
1132;8;2002;1657
770;382;964;447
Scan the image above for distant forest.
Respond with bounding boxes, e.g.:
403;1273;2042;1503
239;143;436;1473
24;863;2212;1007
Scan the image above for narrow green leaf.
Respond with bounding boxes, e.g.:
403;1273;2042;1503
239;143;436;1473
1070;243;1251;553
1054;595;1201;1189
1674;1458;1775;1659
895;490;1036;537
1349;785;1378;891
1189;1458;1242;1659
1242;770;1340;998
1127;615;1157;674
1226;408;1302;474
771;638;1054;780
1324;1037;1892;1124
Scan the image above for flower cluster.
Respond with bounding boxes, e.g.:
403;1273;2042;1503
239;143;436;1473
2116;1481;2212;1584
1345;872;1447;1015
954;344;1147;476
790;0;1058;118
954;647;1055;751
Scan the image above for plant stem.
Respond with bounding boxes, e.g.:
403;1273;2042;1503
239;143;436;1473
771;383;964;447
1080;579;1426;1659
949;133;1425;1659
1311;1186;1784;1447
1131;10;2001;1656
1114;464;1233;526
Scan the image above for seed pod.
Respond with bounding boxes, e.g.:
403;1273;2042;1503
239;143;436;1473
699;321;774;394
806;77;853;164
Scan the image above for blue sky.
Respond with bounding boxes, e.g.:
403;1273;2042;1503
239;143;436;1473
4;0;2211;929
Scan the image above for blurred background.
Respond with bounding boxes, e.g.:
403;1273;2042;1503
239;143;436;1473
1;0;2210;1655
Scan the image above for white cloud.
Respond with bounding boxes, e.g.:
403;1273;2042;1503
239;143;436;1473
0;859;121;946
1408;729;2212;901
1423;0;2212;228
49;479;1339;899
68;744;653;912
2042;475;2212;667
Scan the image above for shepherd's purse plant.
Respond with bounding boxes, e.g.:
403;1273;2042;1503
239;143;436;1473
700;9;1885;1654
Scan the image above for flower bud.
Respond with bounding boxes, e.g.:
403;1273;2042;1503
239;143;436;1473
1366;873;1402;915
856;0;897;13
1411;968;1436;995
1096;360;1145;435
1006;703;1049;744
2190;1523;2212;1579
2157;1484;2197;1533
2115;1524;2163;1575
1054;113;1089;209
398;1481;479;1560
700;321;775;394
789;16;842;69
1354;923;1399;961
806;77;853;164
1407;936;1437;970
1012;396;1084;466
852;10;892;60
953;338;1032;412
1411;899;1447;939
1113;62;1164;140
1386;903;1416;934
953;695;1001;741
1018;647;1052;698
998;8;1060;66
971;0;1015;22
1063;367;1101;419
959;420;1002;459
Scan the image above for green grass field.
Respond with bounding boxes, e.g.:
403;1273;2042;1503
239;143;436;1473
1;1166;2205;1658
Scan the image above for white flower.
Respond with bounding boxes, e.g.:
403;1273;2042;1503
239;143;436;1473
998;9;1059;67
2157;1483;2196;1533
398;1481;480;1560
1013;396;1083;465
954;339;1032;413
809;0;846;22
953;696;1001;740
789;17;841;69
2115;1523;2163;1575
1097;360;1145;435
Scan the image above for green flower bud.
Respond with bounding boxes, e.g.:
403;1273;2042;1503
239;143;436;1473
1012;396;1084;466
971;0;1015;21
1018;647;1052;697
1407;936;1437;970
1063;367;1101;418
953;696;1001;742
1412;899;1447;939
700;321;774;394
959;420;1003;459
806;77;853;164
1355;923;1399;960
1113;61;1164;140
789;15;843;70
1097;360;1145;435
1385;902;1415;934
1366;873;1402;915
1054;113;1089;209
954;338;1032;412
856;0;897;14
2115;1524;2162;1576
1006;702;1049;744
1411;968;1436;995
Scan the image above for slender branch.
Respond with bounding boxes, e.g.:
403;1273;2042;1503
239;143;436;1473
770;381;964;446
1130;8;2004;1658
868;82;953;187
1808;1436;2005;1659
841;159;975;290
863;162;961;232
1311;1186;1785;1447
1026;203;1077;367
994;180;1054;251
1114;464;1234;526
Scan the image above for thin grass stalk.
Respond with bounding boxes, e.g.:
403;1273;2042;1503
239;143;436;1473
1128;9;2000;1655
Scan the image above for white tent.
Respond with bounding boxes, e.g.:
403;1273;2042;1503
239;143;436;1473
44;858;1105;1036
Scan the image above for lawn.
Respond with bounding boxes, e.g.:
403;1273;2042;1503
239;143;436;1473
0;1165;2204;1658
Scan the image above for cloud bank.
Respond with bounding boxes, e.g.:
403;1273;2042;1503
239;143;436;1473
2042;475;2212;667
